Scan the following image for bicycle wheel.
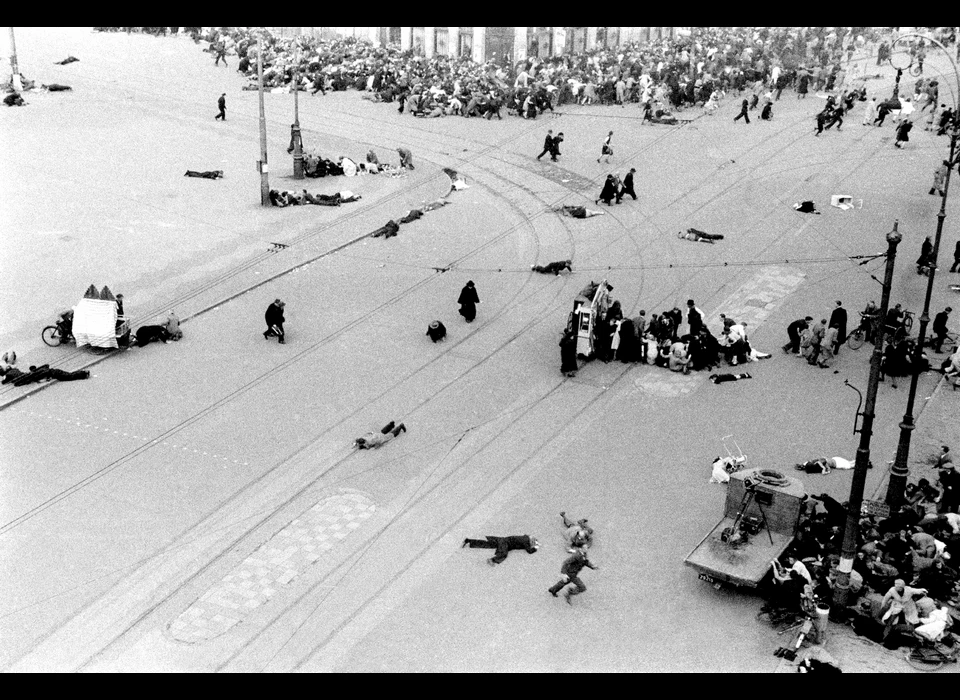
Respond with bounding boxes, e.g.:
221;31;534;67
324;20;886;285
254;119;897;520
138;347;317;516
847;328;866;350
41;326;62;347
903;314;914;333
903;646;946;672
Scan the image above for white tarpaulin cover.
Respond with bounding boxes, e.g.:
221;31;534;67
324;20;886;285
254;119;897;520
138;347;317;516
72;298;118;348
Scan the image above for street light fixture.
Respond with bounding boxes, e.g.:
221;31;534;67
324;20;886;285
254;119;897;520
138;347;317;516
884;33;960;509
292;42;304;180
834;222;901;609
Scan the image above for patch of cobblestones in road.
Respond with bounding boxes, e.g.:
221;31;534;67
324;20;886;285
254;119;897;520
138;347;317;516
528;161;598;193
634;371;701;397
13;408;250;467
633;266;807;397
168;492;375;644
706;265;806;333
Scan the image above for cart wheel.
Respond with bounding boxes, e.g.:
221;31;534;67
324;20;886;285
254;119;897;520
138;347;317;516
41;326;62;347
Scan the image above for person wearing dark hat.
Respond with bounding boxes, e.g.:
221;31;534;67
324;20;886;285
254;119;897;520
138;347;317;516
686;299;704;336
461;534;539;566
215;92;226;121
264;299;286;343
932;307;952;352
426;320;447;343
829;300;847;352
457;281;480;323
620;167;638;201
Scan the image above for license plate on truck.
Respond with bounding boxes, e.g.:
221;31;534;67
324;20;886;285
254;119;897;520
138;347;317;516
698;573;716;584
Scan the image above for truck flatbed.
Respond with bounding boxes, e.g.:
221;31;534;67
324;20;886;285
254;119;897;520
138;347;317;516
684;517;794;588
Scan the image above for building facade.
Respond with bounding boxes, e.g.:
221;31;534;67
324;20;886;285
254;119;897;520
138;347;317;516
270;27;687;63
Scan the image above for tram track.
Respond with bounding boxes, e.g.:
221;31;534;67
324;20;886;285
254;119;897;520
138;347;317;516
5;44;898;671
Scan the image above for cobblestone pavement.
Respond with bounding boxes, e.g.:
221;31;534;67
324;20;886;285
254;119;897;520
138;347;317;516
169;493;374;643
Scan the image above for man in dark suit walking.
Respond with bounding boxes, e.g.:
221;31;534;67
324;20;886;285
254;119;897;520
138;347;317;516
620;167;638;200
215;93;226;121
536;129;554;161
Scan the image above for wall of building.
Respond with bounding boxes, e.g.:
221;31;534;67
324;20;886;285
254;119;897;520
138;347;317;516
268;27;686;62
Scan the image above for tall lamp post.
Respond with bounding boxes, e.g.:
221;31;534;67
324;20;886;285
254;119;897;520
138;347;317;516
291;42;304;180
257;34;271;206
834;223;902;608
885;33;960;509
8;27;22;91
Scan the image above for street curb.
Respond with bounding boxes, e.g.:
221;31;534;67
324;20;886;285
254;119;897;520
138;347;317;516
0;173;453;413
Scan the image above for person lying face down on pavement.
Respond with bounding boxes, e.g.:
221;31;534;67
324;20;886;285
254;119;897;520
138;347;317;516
461;534;539;565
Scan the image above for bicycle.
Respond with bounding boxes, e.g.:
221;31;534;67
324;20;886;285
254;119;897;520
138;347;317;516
903;637;960;671
847;313;879;350
41;321;73;347
885;311;915;345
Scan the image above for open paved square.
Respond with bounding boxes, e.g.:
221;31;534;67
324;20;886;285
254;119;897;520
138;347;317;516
2;27;959;673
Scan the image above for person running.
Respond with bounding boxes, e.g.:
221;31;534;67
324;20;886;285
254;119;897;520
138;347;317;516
263;299;286;343
894;119;913;148
734;98;750;123
536;129;555;161
550;132;564;161
598;130;614;163
548;547;598;605
213;41;227;67
215;93;226;121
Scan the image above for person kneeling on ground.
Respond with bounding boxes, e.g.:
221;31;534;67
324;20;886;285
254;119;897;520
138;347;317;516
355;420;406;449
135;324;172;347
462;534;539;565
164;310;183;341
426;320;447;342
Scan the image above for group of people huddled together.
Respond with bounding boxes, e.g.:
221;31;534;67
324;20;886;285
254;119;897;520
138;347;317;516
558;282;770;379
181;27;919;126
767;446;960;648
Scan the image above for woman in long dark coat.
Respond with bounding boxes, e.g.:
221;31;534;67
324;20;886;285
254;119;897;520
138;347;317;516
616;318;637;362
458;280;480;322
596;175;617;206
560;329;578;377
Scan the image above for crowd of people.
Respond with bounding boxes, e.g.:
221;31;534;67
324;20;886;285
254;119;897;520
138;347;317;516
767;447;960;648
183;26;928;125
559;283;771;379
